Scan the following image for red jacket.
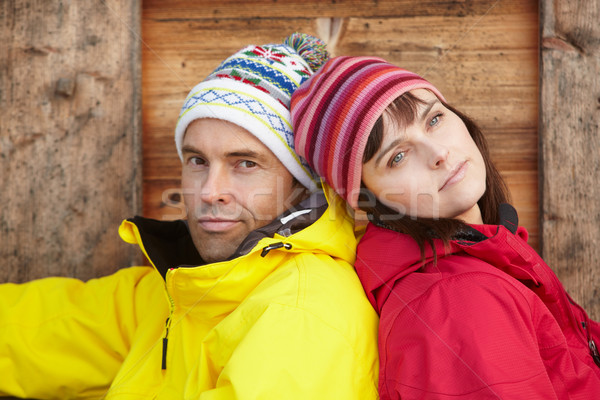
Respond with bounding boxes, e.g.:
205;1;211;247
355;205;600;399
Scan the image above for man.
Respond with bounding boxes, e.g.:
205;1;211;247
0;33;379;399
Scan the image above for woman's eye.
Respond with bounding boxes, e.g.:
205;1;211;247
391;152;405;166
239;160;257;168
429;113;442;127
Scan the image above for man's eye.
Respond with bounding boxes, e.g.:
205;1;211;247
239;160;257;168
189;157;206;166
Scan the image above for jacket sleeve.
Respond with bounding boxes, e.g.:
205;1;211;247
0;266;164;399
195;303;379;400
379;271;559;400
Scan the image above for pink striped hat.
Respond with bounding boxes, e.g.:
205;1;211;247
291;56;445;209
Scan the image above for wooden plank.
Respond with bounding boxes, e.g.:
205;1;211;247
540;0;600;319
143;0;537;19
0;0;142;282
142;1;540;249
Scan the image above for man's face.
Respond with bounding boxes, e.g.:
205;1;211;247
181;118;305;263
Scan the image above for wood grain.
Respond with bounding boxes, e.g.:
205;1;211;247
0;0;142;282
540;0;600;318
142;0;540;250
143;0;536;19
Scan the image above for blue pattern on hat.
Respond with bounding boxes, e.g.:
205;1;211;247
208;44;312;101
180;89;294;148
213;58;298;97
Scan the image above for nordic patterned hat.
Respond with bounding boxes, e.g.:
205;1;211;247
175;33;329;192
291;56;445;208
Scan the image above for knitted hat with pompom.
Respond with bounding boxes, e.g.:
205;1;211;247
291;56;445;207
175;33;329;192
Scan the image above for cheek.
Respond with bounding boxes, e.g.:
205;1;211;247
468;141;487;188
181;192;198;219
180;174;198;199
384;177;441;216
181;170;199;190
180;173;209;213
377;181;413;212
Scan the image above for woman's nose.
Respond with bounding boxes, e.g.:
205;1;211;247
427;140;449;168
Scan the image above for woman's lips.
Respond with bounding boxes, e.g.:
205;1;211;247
440;161;468;191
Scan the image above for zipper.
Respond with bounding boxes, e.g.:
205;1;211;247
588;337;600;368
126;221;178;371
583;321;600;368
545;275;600;370
162;268;176;370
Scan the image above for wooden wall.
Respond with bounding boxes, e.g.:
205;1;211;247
540;0;600;317
142;0;540;249
0;0;142;282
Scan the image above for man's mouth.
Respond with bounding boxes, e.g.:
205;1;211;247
196;217;239;232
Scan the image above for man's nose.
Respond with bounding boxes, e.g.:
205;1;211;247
199;167;232;204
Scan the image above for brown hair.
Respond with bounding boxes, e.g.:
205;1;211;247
358;93;510;260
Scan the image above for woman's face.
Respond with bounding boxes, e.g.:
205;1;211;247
361;89;486;224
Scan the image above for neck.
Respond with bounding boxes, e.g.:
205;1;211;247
456;204;483;225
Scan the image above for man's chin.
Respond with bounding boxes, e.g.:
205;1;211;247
192;234;245;264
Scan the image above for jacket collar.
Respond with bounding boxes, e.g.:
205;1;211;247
356;204;538;314
117;183;357;323
454;203;520;243
120;190;328;277
119;183;356;278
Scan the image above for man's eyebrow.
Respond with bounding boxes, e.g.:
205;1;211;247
181;144;198;154
180;145;265;160
374;98;439;167
228;150;262;159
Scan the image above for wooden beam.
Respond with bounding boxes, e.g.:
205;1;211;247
0;0;142;282
143;0;536;19
540;0;600;319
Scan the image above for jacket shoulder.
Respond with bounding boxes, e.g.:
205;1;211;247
379;265;555;398
267;251;378;324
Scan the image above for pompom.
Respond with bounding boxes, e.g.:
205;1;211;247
284;32;329;72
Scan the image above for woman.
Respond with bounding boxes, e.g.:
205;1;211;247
291;56;600;399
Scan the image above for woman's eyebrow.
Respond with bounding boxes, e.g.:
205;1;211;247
417;98;439;123
373;98;440;167
375;137;405;167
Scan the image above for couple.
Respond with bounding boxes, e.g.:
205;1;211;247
1;33;599;399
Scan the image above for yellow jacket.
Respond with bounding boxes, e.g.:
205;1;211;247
0;186;379;399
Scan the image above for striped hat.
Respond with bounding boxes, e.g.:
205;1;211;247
175;33;329;192
291;56;445;208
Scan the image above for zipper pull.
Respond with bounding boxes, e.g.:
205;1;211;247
162;317;171;370
162;338;168;370
261;242;292;257
589;339;600;368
